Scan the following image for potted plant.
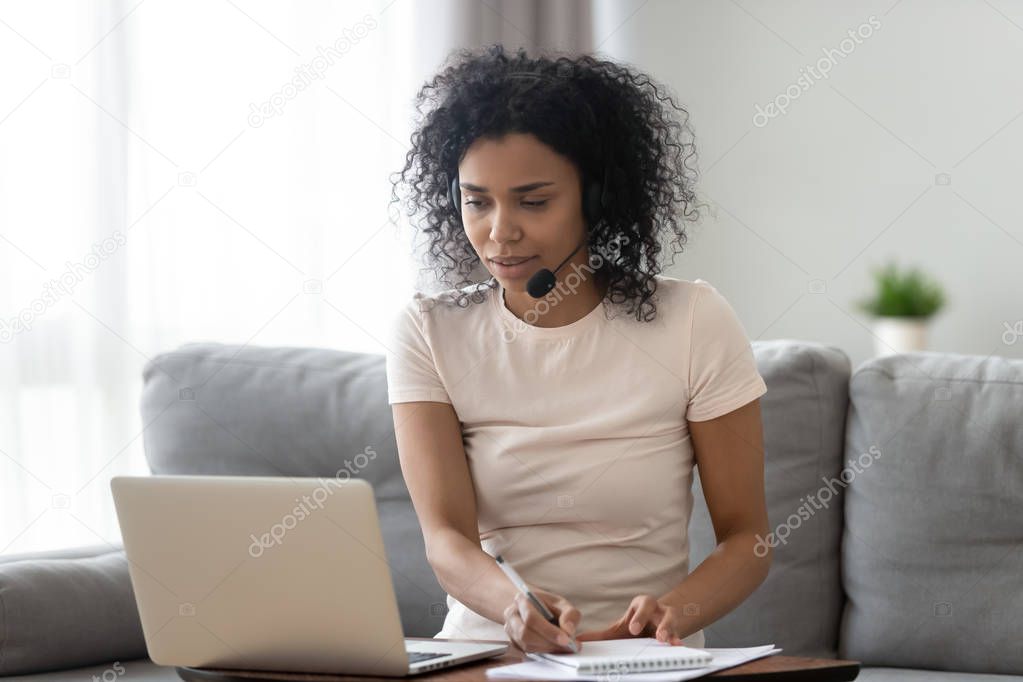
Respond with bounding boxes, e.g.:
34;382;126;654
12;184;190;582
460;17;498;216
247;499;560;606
855;261;946;357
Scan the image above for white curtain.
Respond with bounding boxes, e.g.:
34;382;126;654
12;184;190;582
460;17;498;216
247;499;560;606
0;0;424;554
0;0;598;554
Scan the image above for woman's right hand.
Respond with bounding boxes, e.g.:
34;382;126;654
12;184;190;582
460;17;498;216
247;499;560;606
502;588;581;653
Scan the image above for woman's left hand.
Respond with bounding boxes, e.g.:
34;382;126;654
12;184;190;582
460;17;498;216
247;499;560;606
575;595;687;645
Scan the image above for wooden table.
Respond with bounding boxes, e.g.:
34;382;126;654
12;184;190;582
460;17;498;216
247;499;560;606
175;637;860;682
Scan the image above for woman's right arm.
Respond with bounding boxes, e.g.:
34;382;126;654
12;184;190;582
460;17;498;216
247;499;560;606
391;400;519;625
391;400;581;650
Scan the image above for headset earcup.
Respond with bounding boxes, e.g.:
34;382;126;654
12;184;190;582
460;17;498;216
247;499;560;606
449;174;461;217
583;180;602;226
600;167;612;212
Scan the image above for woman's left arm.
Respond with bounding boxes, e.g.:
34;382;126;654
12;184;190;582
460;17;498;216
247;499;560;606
577;397;773;645
655;397;773;637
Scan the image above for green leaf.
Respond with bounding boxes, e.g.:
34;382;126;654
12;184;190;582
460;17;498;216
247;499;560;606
856;260;946;318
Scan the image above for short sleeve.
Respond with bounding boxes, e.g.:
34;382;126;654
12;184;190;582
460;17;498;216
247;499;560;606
685;281;767;422
385;296;452;405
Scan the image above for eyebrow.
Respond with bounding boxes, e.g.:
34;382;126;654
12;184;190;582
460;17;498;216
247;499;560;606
458;181;555;193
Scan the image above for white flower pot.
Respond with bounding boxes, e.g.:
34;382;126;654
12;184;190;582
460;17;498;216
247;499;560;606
872;316;929;357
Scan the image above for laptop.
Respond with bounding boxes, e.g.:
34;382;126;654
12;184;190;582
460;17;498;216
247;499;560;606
110;474;508;676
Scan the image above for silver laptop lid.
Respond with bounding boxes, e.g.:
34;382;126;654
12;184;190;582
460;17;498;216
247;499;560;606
111;475;411;676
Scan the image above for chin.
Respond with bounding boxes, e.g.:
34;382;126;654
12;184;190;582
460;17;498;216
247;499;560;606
492;275;524;291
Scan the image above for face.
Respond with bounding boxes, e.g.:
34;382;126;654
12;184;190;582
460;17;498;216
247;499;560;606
455;133;588;292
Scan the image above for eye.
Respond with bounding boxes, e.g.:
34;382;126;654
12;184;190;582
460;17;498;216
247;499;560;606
463;198;547;209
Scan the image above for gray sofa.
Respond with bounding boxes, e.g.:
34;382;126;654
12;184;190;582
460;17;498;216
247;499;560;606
1;340;1020;680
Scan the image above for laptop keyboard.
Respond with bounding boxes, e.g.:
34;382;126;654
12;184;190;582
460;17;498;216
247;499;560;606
407;651;451;664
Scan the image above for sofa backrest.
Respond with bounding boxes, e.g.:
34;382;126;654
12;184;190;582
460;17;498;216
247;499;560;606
141;340;859;651
839;351;1023;676
689;340;851;658
140;342;448;637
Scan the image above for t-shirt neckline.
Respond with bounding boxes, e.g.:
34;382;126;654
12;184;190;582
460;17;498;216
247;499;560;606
492;280;606;339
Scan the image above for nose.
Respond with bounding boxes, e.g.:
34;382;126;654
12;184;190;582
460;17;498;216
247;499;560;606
488;202;521;244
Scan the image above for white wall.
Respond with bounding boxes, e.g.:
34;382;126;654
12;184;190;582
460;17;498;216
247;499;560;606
595;0;1023;370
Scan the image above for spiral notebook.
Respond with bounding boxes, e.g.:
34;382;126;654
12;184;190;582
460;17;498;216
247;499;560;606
527;638;713;674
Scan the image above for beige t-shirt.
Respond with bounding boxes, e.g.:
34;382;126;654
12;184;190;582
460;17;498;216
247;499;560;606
385;274;767;648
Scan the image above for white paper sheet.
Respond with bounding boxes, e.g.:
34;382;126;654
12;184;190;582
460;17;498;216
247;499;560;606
528;639;713;670
485;645;782;681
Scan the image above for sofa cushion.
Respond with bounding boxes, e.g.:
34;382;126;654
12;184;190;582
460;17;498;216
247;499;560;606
0;546;147;675
689;340;851;658
840;351;1023;675
139;343;448;637
0;657;176;681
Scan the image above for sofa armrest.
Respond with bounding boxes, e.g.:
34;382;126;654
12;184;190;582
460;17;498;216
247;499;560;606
0;545;147;676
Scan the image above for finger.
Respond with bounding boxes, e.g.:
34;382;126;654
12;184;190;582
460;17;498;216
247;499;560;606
555;601;581;635
629;598;658;636
505;602;550;652
654;608;678;644
522;617;574;652
507;611;565;653
503;608;526;651
516;593;573;650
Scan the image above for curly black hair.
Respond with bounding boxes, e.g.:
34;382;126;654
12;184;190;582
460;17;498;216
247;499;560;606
389;43;704;322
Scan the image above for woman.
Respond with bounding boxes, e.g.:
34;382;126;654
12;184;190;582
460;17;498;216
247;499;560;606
386;44;771;654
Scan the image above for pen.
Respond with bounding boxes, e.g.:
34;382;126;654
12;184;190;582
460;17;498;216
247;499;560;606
494;553;579;653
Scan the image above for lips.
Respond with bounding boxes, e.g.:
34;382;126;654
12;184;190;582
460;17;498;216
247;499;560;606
490;256;535;265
